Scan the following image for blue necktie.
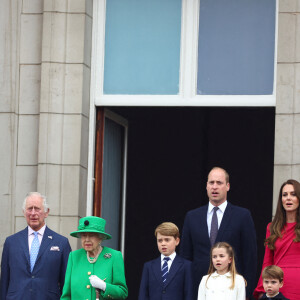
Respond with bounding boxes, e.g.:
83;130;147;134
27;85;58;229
30;232;40;272
162;257;170;284
210;206;219;245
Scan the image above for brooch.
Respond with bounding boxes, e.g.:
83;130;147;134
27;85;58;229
104;253;112;259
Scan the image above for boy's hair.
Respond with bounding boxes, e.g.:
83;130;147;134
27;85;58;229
206;242;246;290
154;222;180;239
262;265;284;282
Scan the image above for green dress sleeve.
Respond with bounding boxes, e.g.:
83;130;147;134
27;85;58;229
100;250;128;299
60;252;73;300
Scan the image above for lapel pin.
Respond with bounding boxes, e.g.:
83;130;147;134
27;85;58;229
48;236;53;239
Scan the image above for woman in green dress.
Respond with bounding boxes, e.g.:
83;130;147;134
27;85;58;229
61;216;128;300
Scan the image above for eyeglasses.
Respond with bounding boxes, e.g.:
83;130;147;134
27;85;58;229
26;207;42;213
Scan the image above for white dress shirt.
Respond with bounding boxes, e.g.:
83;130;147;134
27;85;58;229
161;251;176;270
28;224;46;254
207;201;228;236
198;271;246;300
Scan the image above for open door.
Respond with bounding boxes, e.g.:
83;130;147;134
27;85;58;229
94;108;128;253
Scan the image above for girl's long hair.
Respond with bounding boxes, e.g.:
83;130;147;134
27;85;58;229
265;179;300;250
206;242;245;290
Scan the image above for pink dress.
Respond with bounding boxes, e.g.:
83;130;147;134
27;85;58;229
253;222;300;300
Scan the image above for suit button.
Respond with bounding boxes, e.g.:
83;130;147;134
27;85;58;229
87;285;91;289
88;271;91;275
32;276;35;278
162;290;166;294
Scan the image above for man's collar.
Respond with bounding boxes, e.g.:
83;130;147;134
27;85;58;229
208;200;228;213
28;224;46;236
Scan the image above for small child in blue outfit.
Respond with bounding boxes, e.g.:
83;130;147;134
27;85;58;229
138;222;193;300
260;265;289;300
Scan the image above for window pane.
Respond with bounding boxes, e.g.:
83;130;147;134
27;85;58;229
104;0;182;95
197;0;276;95
101;118;124;250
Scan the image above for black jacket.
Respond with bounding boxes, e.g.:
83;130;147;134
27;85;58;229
261;292;290;300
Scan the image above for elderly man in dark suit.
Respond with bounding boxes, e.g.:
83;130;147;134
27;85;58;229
180;167;257;300
0;192;71;300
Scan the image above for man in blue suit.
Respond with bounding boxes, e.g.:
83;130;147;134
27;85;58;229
180;167;257;300
0;192;71;300
138;222;193;300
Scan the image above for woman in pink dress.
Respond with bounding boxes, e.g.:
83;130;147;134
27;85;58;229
253;179;300;300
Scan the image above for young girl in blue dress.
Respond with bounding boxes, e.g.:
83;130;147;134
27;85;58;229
198;242;246;300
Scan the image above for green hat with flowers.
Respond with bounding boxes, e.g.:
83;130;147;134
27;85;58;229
70;216;112;240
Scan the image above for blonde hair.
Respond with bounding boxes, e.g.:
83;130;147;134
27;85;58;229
206;242;246;290
154;222;180;239
262;265;284;283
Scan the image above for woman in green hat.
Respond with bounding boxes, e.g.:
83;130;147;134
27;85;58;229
61;216;128;300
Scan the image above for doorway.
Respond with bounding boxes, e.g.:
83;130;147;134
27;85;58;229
95;106;275;299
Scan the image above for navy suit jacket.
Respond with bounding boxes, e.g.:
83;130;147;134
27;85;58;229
0;226;71;300
180;202;257;299
138;254;193;300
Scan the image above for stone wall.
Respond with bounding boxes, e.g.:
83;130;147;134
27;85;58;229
273;1;300;214
0;0;92;251
1;0;300;253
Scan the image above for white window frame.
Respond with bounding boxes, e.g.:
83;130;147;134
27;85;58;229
89;0;278;108
87;0;278;222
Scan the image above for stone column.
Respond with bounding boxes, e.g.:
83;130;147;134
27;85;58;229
0;0;44;248
274;1;300;214
37;0;92;249
0;0;22;250
15;0;43;231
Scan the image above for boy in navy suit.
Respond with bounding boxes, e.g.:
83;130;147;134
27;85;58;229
138;222;193;300
260;265;289;300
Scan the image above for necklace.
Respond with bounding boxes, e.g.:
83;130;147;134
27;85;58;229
87;246;102;264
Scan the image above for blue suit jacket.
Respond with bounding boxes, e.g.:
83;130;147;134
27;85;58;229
180;202;257;299
138;254;193;300
0;226;71;300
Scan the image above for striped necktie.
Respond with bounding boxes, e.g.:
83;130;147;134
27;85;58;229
161;257;170;284
30;231;40;272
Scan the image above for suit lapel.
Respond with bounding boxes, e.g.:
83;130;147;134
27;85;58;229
151;257;163;286
20;227;31;271
216;202;232;241
200;205;211;245
164;255;182;288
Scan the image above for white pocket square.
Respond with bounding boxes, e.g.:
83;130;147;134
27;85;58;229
50;246;60;251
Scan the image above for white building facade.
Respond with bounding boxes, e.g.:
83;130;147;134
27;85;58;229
0;0;299;280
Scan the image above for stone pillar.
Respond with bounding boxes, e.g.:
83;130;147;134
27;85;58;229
274;1;300;214
0;0;44;250
15;0;43;231
37;0;92;249
0;0;22;251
